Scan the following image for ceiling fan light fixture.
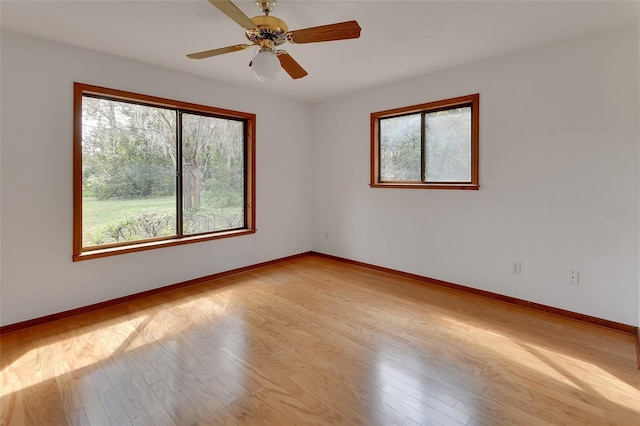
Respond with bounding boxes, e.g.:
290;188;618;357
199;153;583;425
251;47;281;82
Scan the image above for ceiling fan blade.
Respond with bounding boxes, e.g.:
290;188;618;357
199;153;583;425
277;52;308;79
207;0;258;29
286;20;361;44
187;44;252;59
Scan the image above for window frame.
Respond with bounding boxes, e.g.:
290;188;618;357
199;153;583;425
73;83;256;261
370;93;479;190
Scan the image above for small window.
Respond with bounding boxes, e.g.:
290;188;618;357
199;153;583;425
371;94;479;189
73;83;256;261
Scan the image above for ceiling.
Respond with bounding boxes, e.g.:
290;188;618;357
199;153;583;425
1;1;638;103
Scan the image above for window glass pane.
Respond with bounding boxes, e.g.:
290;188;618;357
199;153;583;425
81;97;177;247
424;107;471;182
182;114;245;235
379;113;421;181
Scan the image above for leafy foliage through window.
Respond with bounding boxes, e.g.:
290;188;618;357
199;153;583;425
73;83;255;260
371;94;479;189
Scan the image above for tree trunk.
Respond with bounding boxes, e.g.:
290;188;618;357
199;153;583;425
192;163;201;210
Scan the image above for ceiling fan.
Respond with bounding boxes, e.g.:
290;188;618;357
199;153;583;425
187;0;362;81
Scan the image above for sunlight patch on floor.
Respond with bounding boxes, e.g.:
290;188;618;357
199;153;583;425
0;290;236;397
435;314;640;413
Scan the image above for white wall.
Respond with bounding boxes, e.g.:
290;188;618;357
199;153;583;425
311;25;640;326
638;6;640;332
0;31;313;326
2;25;640;328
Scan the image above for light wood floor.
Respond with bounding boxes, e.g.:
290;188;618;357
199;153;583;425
1;255;639;425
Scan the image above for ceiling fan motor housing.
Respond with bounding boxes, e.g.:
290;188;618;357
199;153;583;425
246;15;289;46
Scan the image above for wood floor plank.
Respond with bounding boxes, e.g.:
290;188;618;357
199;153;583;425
66;407;90;426
454;397;556;426
1;254;639;425
125;351;162;387
466;418;490;426
100;388;133;426
112;355;165;417
376;364;459;408
172;386;238;425
126;404;154;426
218;344;336;422
366;401;408;426
71;372;111;426
88;363;113;396
149;379;203;426
148;352;190;393
149;409;177;426
372;384;453;426
21;376;70;426
53;362;83;415
0;382;26;426
148;379;174;414
101;360;143;413
381;382;470;425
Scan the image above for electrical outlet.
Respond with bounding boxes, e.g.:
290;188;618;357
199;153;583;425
567;270;579;285
512;261;521;274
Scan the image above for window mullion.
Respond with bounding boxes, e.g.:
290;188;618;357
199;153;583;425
243;122;249;229
421;112;426;183
176;111;184;237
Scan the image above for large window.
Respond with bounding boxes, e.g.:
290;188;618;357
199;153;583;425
73;83;255;261
371;94;479;189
